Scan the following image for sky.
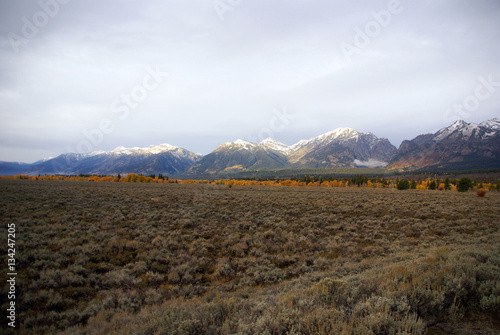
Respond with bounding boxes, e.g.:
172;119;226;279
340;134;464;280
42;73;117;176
1;0;499;163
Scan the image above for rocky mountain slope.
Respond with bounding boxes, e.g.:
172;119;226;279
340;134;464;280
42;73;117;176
288;128;397;168
388;119;500;171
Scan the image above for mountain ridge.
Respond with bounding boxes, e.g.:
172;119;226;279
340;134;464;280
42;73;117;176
186;127;398;175
17;143;202;176
1;118;499;176
388;118;500;171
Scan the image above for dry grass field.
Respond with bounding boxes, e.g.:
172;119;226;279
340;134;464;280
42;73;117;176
0;179;499;334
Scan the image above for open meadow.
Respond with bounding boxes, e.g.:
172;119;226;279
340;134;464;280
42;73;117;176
0;179;499;334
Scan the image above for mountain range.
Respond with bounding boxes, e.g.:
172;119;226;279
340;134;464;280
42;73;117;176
187;128;397;176
1;118;499;176
389;119;500;171
0;144;201;176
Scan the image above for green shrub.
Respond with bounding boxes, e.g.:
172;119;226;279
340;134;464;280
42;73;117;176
457;177;473;192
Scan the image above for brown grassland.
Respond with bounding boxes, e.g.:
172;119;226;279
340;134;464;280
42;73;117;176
0;179;499;334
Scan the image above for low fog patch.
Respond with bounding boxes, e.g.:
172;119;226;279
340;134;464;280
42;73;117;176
353;159;388;168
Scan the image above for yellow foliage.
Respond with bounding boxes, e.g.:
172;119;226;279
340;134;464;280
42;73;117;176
3;174;499;193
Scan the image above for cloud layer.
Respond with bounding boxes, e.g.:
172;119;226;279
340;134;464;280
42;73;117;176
1;0;499;162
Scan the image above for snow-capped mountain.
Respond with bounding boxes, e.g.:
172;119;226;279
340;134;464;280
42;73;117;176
291;128;362;151
2;118;498;176
22;143;202;176
480;118;500;130
288;128;397;168
217;139;257;152
216;138;292;155
187;138;290;175
389;118;500;171
106;143;178;155
259;138;293;155
187;128;397;175
433;119;499;142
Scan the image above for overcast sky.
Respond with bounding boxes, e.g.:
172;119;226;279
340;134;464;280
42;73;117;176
1;0;499;162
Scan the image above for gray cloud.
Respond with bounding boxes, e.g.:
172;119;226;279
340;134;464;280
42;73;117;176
1;0;499;162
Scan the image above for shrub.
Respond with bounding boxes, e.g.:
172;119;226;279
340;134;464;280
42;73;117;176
477;190;486;197
4;178;500;334
457;177;473;192
396;179;410;190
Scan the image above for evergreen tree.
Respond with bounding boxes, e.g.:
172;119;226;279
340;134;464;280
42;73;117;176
397;179;410;190
444;177;451;190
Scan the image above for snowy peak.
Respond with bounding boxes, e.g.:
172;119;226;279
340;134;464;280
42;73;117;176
143;143;179;154
433;118;499;142
33;156;55;164
102;143;180;156
259;138;292;154
452;120;468;128
433;120;472;142
107;143;179;155
218;139;256;152
291;127;365;151
480;118;500;130
320;127;360;140
217;138;292;154
111;146;127;153
109;146;141;155
233;139;256;149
